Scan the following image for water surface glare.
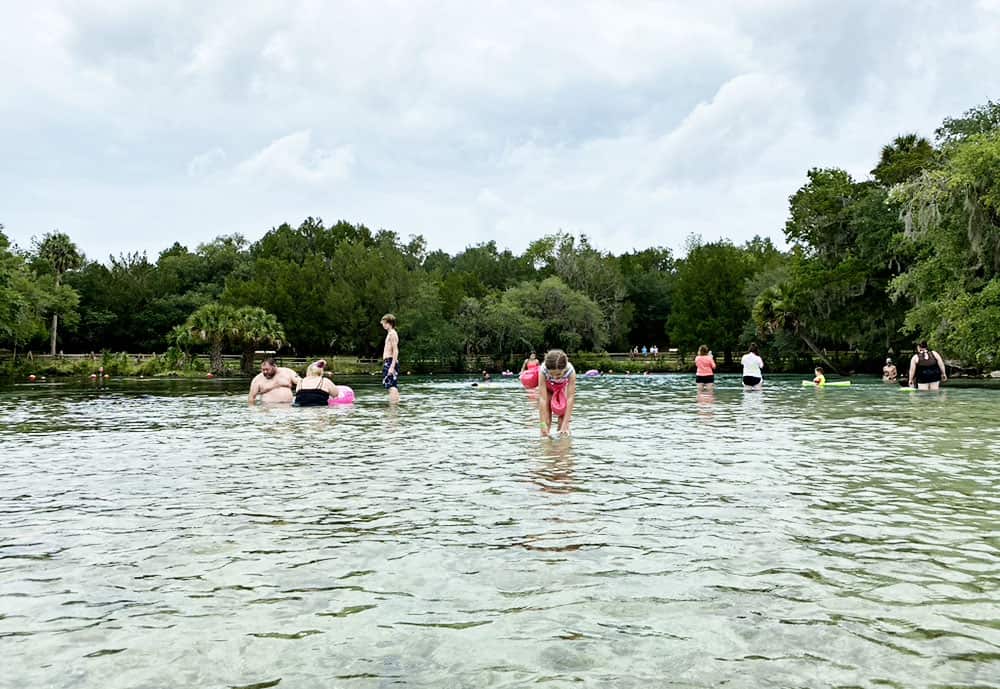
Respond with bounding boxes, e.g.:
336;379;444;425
2;375;998;688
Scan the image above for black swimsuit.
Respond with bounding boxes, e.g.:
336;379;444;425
293;385;330;407
915;351;942;384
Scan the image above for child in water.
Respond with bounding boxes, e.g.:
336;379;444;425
538;349;576;437
812;367;826;386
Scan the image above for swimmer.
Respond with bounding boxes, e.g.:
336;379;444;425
812;366;826;386
883;357;898;383
248;357;301;405
293;360;337;406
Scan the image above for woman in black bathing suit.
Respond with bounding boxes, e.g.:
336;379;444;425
293;359;338;406
908;341;948;390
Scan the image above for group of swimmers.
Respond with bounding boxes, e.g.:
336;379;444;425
694;343;765;392
693;340;948;392
249;311;950;432
248;313;401;406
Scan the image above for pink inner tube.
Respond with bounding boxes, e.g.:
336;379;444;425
584;369;600;377
520;368;539;389
328;385;356;405
550;387;567;416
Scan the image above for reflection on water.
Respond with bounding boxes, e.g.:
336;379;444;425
533;436;576;494
1;375;998;688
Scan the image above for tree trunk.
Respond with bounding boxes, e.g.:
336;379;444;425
241;348;255;376
796;329;844;376
210;341;224;375
50;313;58;356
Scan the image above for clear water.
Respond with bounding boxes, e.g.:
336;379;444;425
2;375;998;688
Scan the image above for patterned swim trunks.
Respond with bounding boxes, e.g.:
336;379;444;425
382;358;399;389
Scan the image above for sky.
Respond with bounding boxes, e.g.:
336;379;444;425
3;0;1000;263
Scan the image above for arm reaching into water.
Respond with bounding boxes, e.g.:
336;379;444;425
537;375;551;437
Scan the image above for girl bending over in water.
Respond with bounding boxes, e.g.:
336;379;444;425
538;349;576;437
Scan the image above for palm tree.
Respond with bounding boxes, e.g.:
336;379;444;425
233;306;287;375
34;231;83;355
871;133;936;187
179;303;241;375
752;285;844;375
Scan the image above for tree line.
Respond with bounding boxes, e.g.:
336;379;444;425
2;99;999;375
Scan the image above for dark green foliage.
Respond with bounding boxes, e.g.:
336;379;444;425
667;238;755;364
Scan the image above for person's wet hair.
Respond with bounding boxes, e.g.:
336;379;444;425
918;341;929;350
748;343;759;355
381;313;396;327
262;357;277;367
544;349;568;370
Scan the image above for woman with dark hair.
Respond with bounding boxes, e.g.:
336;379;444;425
741;343;765;391
908;342;947;390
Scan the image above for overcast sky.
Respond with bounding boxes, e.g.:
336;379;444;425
3;1;1000;262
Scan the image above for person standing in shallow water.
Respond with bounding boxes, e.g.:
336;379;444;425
381;313;400;403
694;345;716;392
538;349;576;437
883;357;898;383
520;351;540;374
741;343;764;391
909;341;947;390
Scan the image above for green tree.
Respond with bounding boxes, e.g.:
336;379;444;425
619;247;674;349
667;238;755;363
234;306;287;375
889;127;1000;365
504;277;607;352
935;100;1000;145
33;231;83;354
179;303;241;374
758;168;906;365
871;133;937;186
0;229;53;353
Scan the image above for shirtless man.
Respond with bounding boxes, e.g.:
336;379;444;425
882;357;898;383
381;313;400;403
248;357;301;405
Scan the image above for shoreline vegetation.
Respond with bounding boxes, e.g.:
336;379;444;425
3;100;1000;377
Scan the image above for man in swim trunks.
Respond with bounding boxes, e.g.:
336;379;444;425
248;357;301;405
381;313;400;403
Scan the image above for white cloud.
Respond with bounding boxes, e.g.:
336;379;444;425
2;1;1000;261
187;147;227;177
232;131;354;186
